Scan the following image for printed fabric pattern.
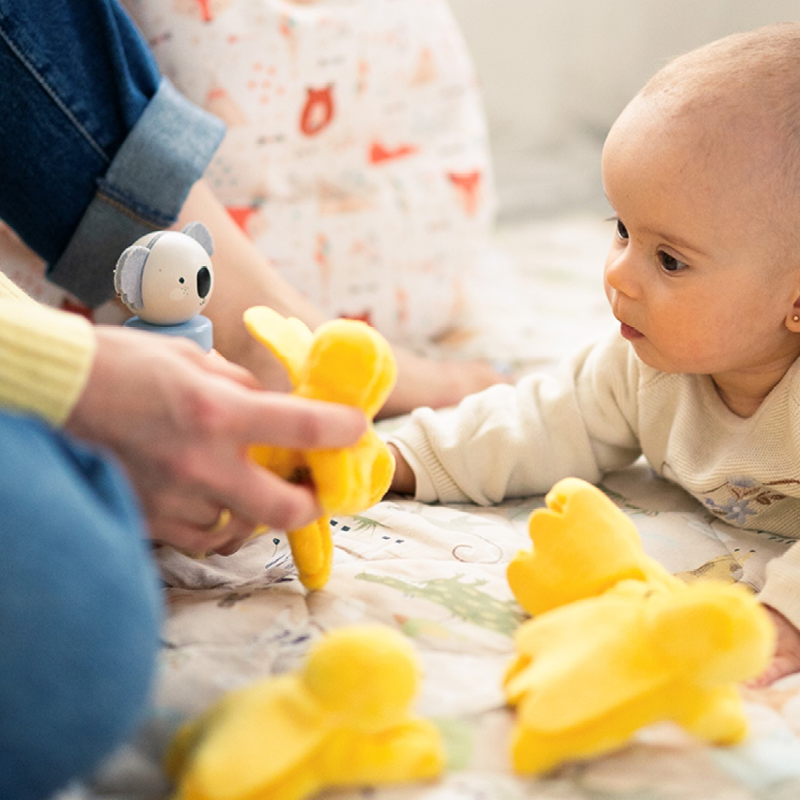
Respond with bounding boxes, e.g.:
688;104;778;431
121;0;497;344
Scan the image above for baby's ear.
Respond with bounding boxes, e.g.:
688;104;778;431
181;221;214;256
786;296;800;332
114;245;149;312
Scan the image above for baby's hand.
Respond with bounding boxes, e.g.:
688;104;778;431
386;443;416;496
747;606;800;688
380;348;511;419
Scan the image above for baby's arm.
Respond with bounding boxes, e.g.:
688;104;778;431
387;443;416;495
749;606;800;688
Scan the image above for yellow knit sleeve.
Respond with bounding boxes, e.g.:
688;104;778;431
0;271;39;304
0;273;96;426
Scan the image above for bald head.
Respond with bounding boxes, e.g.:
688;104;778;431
641;22;800;159
607;22;800;263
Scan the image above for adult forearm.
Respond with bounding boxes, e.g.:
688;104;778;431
0;1;224;306
175;180;327;389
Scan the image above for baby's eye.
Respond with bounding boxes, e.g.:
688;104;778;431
658;251;688;272
615;218;629;240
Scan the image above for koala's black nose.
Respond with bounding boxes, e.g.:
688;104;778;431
197;267;211;299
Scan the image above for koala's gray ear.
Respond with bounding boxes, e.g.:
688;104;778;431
114;245;149;312
181;221;214;256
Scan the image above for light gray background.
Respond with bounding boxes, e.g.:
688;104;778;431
448;1;800;219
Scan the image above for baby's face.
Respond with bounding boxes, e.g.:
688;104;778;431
601;94;800;383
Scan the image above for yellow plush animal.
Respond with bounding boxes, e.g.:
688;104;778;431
244;307;397;590
503;478;775;774
165;625;444;800
507;477;682;615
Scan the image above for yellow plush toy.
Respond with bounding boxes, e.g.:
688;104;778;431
503;478;775;774
244;307;397;590
165;625;445;800
507;477;682;615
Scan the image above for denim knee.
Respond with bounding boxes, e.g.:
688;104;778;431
0;413;163;800
0;0;224;306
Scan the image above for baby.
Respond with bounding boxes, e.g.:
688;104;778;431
387;22;800;686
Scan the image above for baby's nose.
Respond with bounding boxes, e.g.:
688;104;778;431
197;267;211;299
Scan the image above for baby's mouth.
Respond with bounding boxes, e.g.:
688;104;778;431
619;322;644;340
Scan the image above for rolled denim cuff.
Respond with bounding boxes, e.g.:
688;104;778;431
49;79;226;307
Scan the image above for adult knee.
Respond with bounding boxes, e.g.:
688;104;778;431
0;415;163;800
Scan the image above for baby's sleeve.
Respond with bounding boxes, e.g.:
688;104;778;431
758;544;800;633
389;332;643;505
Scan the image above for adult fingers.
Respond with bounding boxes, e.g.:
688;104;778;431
206;459;323;532
195;347;264;390
139;490;221;530
210;520;261;556
227;391;367;450
149;513;259;557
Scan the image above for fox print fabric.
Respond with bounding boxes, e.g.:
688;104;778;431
121;0;497;344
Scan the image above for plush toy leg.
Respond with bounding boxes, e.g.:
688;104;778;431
511;686;673;774
511;724;614;776
320;722;444;786
671;683;748;745
288;518;333;590
173;755;320;800
511;707;647;775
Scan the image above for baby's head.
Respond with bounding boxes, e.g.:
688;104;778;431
601;23;800;406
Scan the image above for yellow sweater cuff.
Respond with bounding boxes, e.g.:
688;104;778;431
0;288;96;426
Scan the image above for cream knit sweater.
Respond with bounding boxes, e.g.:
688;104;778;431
390;330;800;630
0;272;95;426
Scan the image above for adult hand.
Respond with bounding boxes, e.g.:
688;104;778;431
65;326;367;556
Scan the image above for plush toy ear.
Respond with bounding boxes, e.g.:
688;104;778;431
181;221;214;256
114;245;149;312
243;306;314;387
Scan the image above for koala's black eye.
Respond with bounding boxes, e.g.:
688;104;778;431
197;266;211;299
178;277;185;284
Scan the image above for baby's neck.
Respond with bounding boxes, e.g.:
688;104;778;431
714;389;764;418
711;350;800;418
712;368;791;418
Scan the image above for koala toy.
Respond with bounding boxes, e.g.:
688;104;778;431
114;221;215;351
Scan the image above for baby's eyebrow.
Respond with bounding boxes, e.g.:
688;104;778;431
640;225;709;257
603;193;707;256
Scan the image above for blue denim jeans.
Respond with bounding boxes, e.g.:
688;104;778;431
0;412;163;800
0;0;225;307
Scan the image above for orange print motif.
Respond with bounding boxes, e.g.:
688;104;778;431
300;87;335;136
175;0;231;23
191;0;213;22
447;171;482;216
369;142;418;165
226;206;259;235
